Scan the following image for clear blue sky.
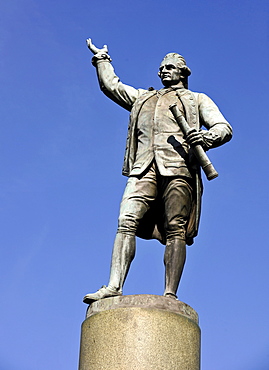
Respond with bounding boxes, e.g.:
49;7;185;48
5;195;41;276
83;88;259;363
1;0;269;369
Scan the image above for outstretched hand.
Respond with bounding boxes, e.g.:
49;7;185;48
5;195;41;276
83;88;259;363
86;38;108;55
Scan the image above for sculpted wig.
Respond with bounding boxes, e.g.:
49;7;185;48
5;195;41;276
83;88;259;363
159;53;191;88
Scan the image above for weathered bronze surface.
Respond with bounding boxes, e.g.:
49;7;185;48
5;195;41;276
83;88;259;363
83;39;232;304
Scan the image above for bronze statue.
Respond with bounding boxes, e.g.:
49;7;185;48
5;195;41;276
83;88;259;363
83;39;232;304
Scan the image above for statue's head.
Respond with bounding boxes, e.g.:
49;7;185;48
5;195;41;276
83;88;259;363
158;53;191;88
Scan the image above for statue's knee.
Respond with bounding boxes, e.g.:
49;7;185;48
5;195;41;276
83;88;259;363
165;219;186;240
118;214;137;234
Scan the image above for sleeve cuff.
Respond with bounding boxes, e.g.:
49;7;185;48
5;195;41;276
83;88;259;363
92;52;112;67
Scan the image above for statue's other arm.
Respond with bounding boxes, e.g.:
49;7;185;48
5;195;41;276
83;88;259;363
198;93;233;150
87;38;143;112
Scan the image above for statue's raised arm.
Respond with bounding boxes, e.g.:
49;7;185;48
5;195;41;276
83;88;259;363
86;38;140;111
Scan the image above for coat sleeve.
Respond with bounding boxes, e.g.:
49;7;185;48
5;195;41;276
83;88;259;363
198;93;233;149
95;60;145;112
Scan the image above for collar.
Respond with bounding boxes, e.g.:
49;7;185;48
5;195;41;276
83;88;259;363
157;86;186;96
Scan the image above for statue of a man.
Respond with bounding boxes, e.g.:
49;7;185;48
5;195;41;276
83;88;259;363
83;39;232;304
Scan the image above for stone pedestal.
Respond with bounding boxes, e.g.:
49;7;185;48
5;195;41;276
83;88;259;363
79;295;200;370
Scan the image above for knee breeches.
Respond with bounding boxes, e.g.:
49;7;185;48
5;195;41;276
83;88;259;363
117;162;193;240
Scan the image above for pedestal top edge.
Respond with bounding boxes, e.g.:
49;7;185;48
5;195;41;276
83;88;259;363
85;294;199;323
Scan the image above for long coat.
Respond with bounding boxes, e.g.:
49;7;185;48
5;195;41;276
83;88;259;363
123;88;203;245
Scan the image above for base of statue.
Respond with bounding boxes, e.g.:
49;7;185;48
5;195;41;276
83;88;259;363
79;294;200;370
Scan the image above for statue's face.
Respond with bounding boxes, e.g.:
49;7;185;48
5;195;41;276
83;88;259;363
158;60;182;87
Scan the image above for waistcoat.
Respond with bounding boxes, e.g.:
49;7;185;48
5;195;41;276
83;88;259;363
122;87;200;177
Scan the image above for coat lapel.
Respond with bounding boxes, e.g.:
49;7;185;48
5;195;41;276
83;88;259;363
122;90;157;176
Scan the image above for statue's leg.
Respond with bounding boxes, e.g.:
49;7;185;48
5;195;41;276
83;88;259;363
108;164;157;292
163;238;186;298
162;177;193;299
83;163;157;304
107;232;135;292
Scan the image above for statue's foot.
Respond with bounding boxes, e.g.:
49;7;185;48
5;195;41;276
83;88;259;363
83;285;122;305
163;292;178;300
